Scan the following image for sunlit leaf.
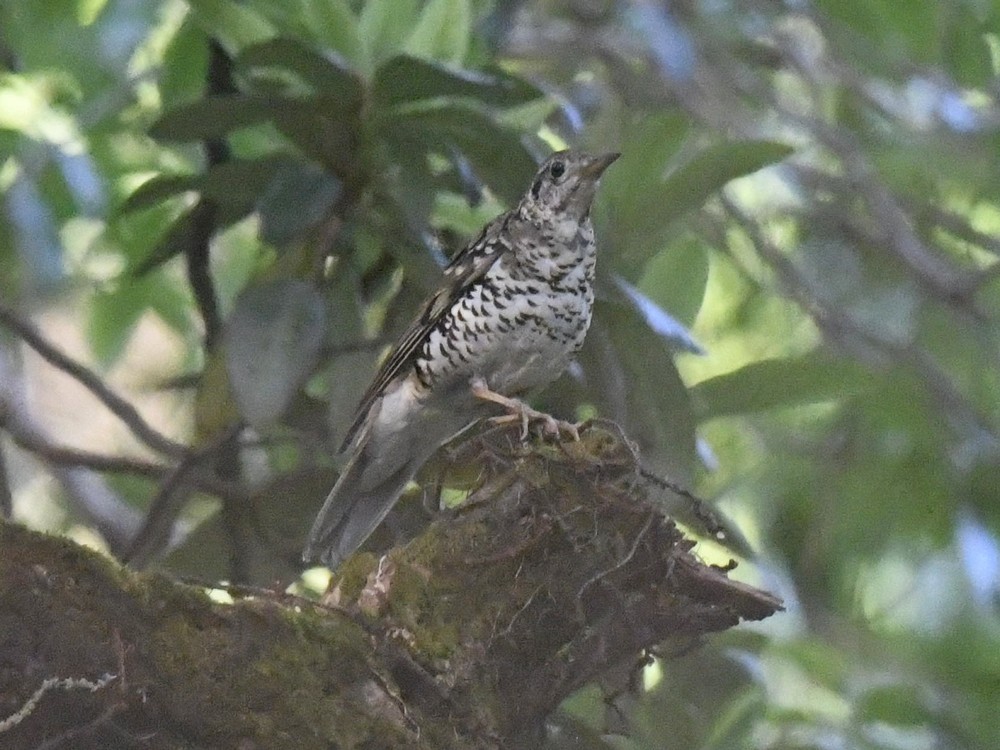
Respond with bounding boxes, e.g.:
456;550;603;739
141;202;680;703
159;15;210;109
194;349;241;439
603;133;792;276
118;175;200;215
186;0;275;51
359;0;419;65
297;0;367;73
689;352;872;421
76;0;108;26
87;275;172;364
404;0;470;64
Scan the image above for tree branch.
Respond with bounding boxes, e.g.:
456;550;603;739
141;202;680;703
0;423;781;749
0;304;188;459
124;424;245;569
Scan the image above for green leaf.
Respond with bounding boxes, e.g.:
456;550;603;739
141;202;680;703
431;191;505;236
119;157;301;220
600;113;691;207
224;278;328;427
118;175;200;215
359;0;419;64
269;97;362;175
373;179;450;292
159;15;210;110
636;235;710;327
580;301;697;483
199;156;303;212
297;0;368;74
257;161;341;246
374;55;541;109
596;113;690;276
384;104;536;205
813;0;937;66
129;201;214;277
611;275;703;354
606;136;793;276
238;37;364;107
858;684;929;726
404;0;470;64
186;0;275;51
942;4;994;88
664;140;793;217
87;276;162;365
149;94;275;142
76;0;108;25
689;352;873;422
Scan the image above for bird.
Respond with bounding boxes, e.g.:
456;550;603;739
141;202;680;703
303;150;620;568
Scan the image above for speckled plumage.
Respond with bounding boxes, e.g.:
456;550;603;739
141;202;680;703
304;150;619;567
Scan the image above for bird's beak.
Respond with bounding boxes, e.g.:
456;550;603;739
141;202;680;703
580;152;621;179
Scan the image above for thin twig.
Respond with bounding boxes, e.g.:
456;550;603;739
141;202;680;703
0;304;187;458
0;412;243;501
719;195;998;442
124;423;244;568
0;444;11;518
0;672;117;734
576;511;657;621
33;700;126;750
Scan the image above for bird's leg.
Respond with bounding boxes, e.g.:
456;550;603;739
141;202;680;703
470;377;581;441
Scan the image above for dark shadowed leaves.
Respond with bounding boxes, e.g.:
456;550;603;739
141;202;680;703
374;55;541;109
581;300;697;484
237;37;363;107
382;105;537;204
224;278;328;427
149;94;277;141
257;160;341;246
129;201;215;277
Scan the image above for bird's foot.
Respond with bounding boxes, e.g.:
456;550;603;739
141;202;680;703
470;378;581;441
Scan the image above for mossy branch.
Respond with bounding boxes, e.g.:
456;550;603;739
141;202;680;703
0;424;781;749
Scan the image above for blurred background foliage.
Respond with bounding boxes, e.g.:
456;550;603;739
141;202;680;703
2;0;1000;747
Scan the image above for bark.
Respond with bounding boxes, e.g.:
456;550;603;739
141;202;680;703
0;424;782;749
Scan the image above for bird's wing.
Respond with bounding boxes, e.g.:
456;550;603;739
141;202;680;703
339;212;514;451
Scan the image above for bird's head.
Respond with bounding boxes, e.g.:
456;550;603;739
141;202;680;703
519;150;620;229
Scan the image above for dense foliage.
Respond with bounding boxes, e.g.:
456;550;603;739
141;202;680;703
2;0;999;747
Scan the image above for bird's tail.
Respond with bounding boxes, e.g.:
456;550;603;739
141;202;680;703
302;442;419;568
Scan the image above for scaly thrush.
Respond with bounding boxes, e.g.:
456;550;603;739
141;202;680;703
304;150;619;567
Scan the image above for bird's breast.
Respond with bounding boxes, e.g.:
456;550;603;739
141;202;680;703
414;256;594;396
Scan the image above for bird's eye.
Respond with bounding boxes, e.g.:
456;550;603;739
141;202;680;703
549;160;566;180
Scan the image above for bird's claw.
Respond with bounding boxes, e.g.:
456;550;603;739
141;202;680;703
472;378;580;442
